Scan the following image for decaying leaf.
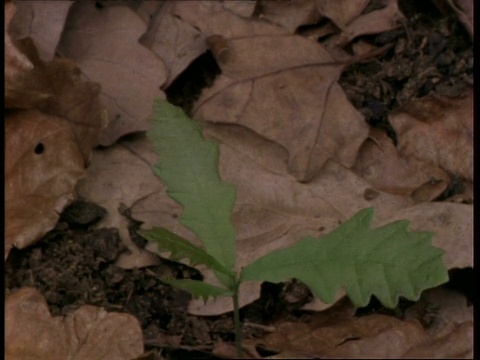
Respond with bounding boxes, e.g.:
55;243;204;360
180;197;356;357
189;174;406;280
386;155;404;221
5;287;144;360
389;88;473;181
5;110;85;257
9;0;74;62
57;1;168;146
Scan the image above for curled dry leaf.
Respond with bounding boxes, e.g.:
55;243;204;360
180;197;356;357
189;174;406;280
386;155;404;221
194;35;368;182
57;1;167;146
353;128;450;200
316;0;370;29
5;110;85;257
389;88;473;181
9;0;74;62
6;287;144;360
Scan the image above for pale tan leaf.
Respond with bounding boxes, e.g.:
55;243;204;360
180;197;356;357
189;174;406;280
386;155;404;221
173;1;290;38
5;110;85;257
316;0;370;29
375;202;473;268
353;128;450;200
257;0;321;32
389;88;473;181
57;1;167;146
5;287;144;360
139;2;207;87
9;0;74;62
193;35;368;182
75;136;169;269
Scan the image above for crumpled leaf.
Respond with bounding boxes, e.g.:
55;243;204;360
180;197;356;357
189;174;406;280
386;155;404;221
5;287;144;360
194;35;368;182
147;100;237;273
353;128;450;200
241;208;448;308
389;88;473;181
316;0;370;29
9;0;74;62
57;1;167;146
5;110;85;257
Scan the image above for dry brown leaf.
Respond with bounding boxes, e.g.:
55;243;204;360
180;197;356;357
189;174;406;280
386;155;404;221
222;1;257;18
173;1;290;37
261;314;428;359
139;2;207;87
57;1;167;146
9;0;74;62
75;136;167;269
5;110;85;257
257;0;321;32
405;286;473;339
353;128;450;200
5;1;45;109
401;322;473;359
11;38;107;162
316;0;370;29
324;0;404;49
194;35;368;182
375;202;473;268
389;88;473;181
5;287;144;360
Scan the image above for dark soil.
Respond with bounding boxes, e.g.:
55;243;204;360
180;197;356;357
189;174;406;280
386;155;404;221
5;1;473;359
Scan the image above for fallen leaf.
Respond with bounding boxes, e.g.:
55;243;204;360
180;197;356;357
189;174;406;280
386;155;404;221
173;1;290;37
257;0;320;32
389;88;473;181
375;202;473;268
139;2;207;87
316;0;370;29
5;287;144;360
353;128;450;199
9;0;74;62
194;35;368;182
5;110;85;257
5;1;44;109
57;1;167;146
75;136;167;269
12;38;108;162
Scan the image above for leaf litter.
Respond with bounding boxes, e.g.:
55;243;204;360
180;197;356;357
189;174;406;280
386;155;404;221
5;0;473;359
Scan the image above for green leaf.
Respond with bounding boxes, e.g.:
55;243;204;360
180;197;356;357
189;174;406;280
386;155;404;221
241;208;449;308
148;100;237;272
139;227;234;277
163;278;233;303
